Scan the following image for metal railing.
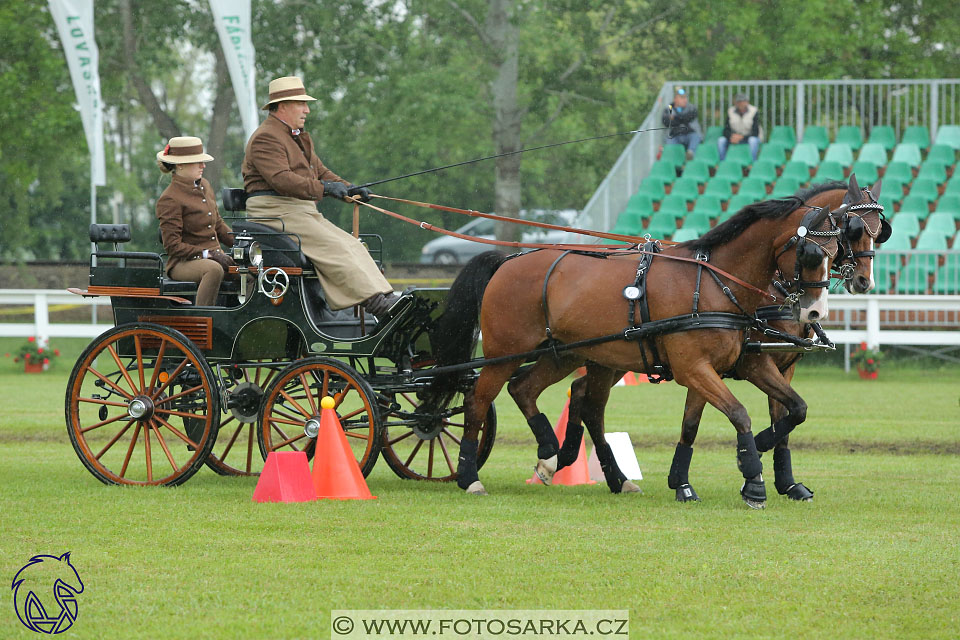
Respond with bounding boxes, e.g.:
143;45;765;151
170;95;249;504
580;78;960;239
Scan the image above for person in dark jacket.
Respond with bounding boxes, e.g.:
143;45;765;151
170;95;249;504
156;136;235;306
661;87;702;158
718;93;762;161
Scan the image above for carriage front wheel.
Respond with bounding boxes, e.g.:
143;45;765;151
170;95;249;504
258;357;382;477
65;323;220;486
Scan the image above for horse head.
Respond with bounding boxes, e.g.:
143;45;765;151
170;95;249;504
773;202;841;324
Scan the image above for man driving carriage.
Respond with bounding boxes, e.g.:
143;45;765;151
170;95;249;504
242;76;401;317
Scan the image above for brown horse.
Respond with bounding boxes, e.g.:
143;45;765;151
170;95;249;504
426;192;841;506
555;176;887;505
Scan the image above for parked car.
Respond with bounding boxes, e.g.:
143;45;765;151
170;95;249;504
419;210;579;264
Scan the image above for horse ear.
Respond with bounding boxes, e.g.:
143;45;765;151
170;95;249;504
59;552;71;563
870;178;882;200
844;173;861;204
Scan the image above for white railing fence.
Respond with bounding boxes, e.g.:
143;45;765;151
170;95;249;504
0;290;110;343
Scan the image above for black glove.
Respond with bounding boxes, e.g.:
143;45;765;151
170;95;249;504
209;251;238;279
347;184;371;203
321;180;349;200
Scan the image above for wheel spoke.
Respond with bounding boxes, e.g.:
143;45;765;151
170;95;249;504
269;422;298;451
333;384;356;407
278;387;312;420
85;366;134;401
444;421;465;428
388;430;415;446
151;422;179;473
271;406;306;424
246;424;255;472
147;338;168;391
134;335;146;391
403;439;424;467
144;420;153;482
119;422;142;479
107;343;139;395
299;372;318;414
273;429;307;450
154;384;205;406
95;420;134;459
80;411;128;434
218;422;245;461
339;406;367;421
155;415;199;449
149;357;189;400
266;415;306;427
79;397;128;409
428;438;435;477
154;408;209;420
345;430;370;441
441;428;462;446
400;392;418;406
437;433;456;475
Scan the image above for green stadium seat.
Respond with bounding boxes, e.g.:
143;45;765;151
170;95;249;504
749;160;778;185
705;177;734;201
624;192;654;217
671;228;701;243
782;161;812;183
772;177;802;198
877;194;896;216
933;263;960;294
680;212;712;235
694;143;720;167
725;144;755;166
858;142;889;167
914;230;948;251
802;125;830;151
933;125;960;150
813;161;845;183
934;194;960;220
868;125;897;152
944;248;960;268
790;143;820;168
738;177;767;201
671;177;701;203
850;160;879;185
895;261;929;294
927;144;957;166
714;160;745;182
646;211;677;239
835;126;863;151
612;210;646;235
824;143;854;168
682;160;711;184
726;193;758;215
909;177;940;204
757;143;787;167
889;212;920;238
648;160;679;182
881;177;907;204
873;249;902;290
659;144;687;169
946;176;960;196
703;125;724;145
637;177;667;202
768;125;796;149
891;143;923;169
898;195;932;221
658;194;689;219
917;162;947;185
692;195;724;219
883;161;914;184
923;213;956;241
901;125;931;151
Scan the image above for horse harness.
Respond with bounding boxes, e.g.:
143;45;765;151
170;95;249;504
831;189;890;282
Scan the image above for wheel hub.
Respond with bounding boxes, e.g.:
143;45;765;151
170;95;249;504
228;382;263;424
127;395;155;420
303;417;321;439
411;415;444;440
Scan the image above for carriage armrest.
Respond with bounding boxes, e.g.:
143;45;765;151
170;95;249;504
222;188;247;212
90;223;131;243
95;250;163;264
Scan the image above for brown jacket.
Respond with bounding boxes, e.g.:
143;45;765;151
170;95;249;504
156;175;234;274
242;114;347;200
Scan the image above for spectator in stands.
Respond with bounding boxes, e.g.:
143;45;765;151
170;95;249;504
662;87;701;159
718;93;761;162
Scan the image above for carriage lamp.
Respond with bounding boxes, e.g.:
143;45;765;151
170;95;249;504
231;234;263;268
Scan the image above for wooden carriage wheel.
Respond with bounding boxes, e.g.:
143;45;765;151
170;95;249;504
258;357;382;477
65;324;220;486
380;393;496;481
205;361;281;476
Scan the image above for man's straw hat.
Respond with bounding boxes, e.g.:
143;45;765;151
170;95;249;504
261;76;317;110
156;136;214;164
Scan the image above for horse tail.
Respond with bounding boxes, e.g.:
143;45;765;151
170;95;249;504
424;251;508;408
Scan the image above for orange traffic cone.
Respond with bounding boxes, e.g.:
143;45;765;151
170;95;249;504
311;396;376;500
527;389;596;486
252;451;317;503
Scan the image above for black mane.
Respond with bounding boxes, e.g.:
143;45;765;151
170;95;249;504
679;180;846;252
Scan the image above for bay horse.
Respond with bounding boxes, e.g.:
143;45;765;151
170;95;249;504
425;191;841;506
548;176;887;505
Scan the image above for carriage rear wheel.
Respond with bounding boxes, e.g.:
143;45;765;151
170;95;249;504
65;324;220;486
380;394;496;481
258;357;382;477
205;361;281;476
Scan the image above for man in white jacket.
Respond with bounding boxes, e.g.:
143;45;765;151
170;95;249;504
718;93;762;162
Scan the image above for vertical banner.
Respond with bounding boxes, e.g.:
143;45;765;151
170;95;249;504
208;0;258;141
48;0;106;186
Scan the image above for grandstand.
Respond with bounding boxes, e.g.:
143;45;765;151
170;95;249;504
584;79;960;297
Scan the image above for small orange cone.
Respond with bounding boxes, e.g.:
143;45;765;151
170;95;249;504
312;396;376;500
527;389;596;486
252;451;316;503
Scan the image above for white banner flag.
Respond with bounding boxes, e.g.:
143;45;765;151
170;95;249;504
48;0;105;186
209;0;258;141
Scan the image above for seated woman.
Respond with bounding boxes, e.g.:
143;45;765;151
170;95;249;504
156;136;235;306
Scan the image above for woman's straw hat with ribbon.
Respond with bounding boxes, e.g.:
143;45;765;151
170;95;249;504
261;76;317;110
156;136;214;164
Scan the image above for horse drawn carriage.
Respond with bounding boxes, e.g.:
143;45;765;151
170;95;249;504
65;193;495;487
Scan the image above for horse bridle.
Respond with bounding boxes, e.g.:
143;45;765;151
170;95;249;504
772;205;842;304
831;188;891;281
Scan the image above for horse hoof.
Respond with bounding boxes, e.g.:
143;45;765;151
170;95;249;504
465;481;488;496
534;455;558;485
783;483;814;501
621;480;642;494
742;496;766;510
741;474;766;509
675;483;700;502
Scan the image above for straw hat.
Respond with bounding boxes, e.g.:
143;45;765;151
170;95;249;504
156;136;214;164
261;76;317;110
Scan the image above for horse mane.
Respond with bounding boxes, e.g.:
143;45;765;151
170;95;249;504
679;180;845;252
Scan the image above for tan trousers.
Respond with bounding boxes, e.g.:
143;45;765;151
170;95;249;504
246;195;392;310
169;259;224;306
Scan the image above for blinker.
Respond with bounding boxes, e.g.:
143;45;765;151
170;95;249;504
798;241;825;270
876;219;892;244
845;216;865;242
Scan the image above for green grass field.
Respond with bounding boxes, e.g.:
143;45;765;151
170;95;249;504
1;338;959;639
